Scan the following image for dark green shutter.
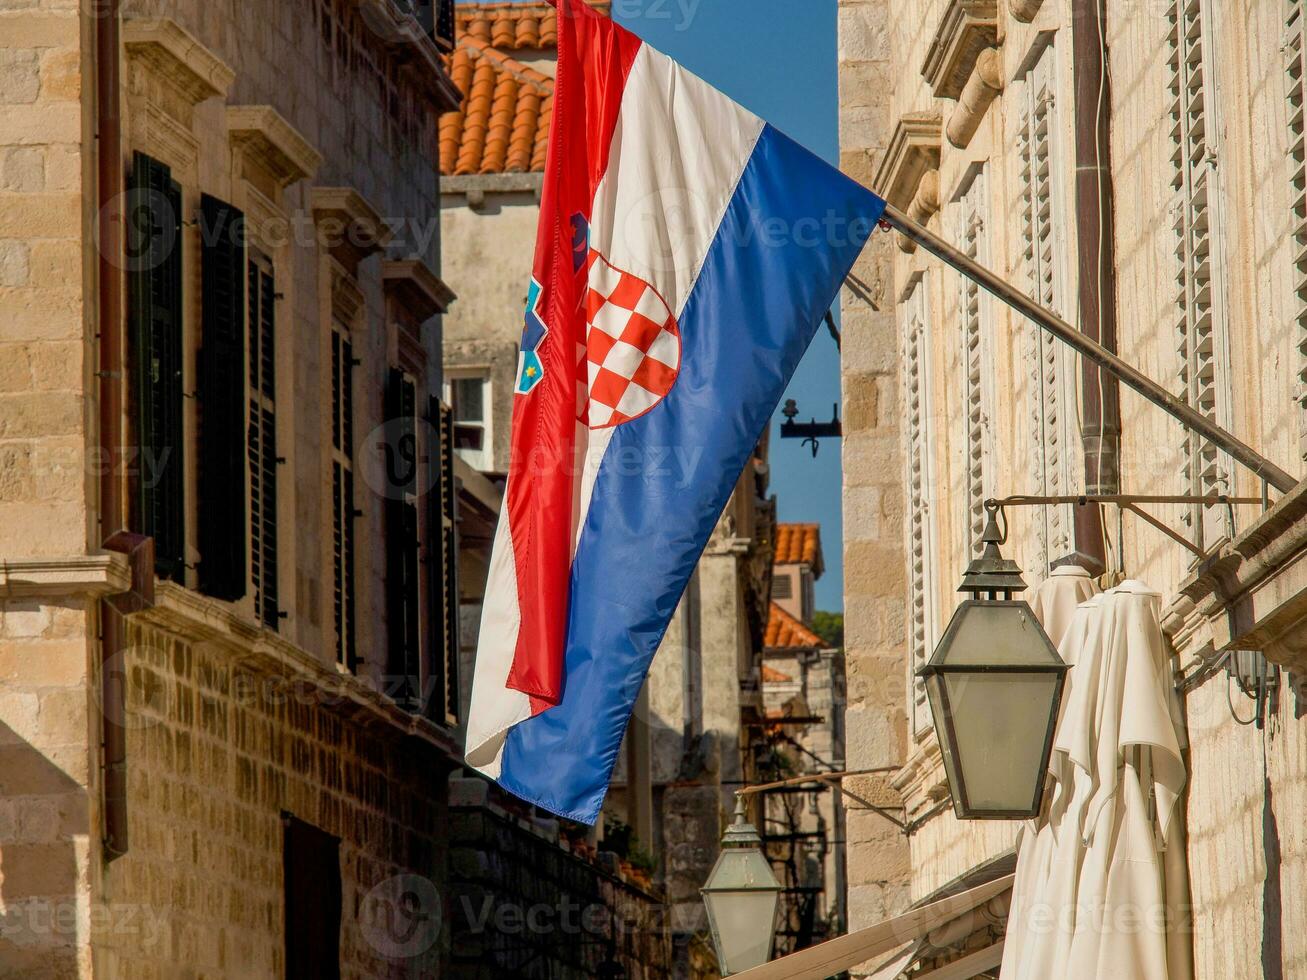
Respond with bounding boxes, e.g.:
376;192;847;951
248;261;279;629
127;152;185;582
385;370;420;706
332;333;357;670
427;396;459;725
197;195;247;601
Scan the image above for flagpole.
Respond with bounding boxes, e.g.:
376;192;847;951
877;203;1297;495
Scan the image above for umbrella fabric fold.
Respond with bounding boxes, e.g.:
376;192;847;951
1002;579;1192;980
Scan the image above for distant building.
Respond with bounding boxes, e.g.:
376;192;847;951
758;525;848;954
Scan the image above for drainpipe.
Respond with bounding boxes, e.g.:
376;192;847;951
96;0;151;862
1070;0;1120;574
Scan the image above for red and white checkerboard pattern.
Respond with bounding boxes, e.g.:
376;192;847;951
579;253;681;428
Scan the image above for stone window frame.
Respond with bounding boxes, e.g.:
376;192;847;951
1015;39;1076;574
953;167;996;562
902;275;940;742
1167;0;1235;550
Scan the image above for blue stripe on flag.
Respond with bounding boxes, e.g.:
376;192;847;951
496;125;886;822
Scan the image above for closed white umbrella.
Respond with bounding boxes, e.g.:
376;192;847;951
1027;564;1100;649
1002;581;1191;979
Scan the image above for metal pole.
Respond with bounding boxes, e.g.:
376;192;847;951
879;203;1297;494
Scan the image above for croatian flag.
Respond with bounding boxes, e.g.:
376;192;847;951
465;0;885;823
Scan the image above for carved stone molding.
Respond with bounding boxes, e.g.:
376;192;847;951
947;47;1004;148
922;0;1000;100
310;186;394;271
331;266;366;326
382;258;456;322
1009;0;1045;23
356;0;463;112
874;111;943;210
0;555;129;599
227;105;323;193
122;18;235;108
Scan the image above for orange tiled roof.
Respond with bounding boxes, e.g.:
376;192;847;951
440;35;553;175
774;523;822;568
765;602;825;651
440;2;610;176
761;664;793;684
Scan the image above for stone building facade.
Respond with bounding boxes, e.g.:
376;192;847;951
840;0;1307;976
0;1;669;977
436;4;785;974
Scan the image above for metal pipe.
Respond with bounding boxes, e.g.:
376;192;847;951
989;494;1263;506
880;203;1297;494
1071;0;1120;571
95;0;129;861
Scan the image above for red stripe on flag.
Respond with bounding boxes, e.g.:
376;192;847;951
504;0;643;706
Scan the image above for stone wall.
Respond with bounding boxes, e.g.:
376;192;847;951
836;0;914;943
0;0;88;561
90;612;457;978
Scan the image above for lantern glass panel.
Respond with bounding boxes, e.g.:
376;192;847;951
933;601;1063;667
703;887;780;974
929;671;1061;813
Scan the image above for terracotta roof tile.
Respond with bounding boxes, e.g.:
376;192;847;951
761;664;793;684
441;2;614;175
774;523;822;570
454;1;607;50
765;602;825;650
439;35;553;175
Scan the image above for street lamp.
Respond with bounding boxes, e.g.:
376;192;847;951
917;505;1069;819
700;795;782;975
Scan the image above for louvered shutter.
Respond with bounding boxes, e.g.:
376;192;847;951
331;330;357;670
427;396;459;725
197;195;247;601
127;152;186;581
1167;0;1233;549
956;173;992;559
1288;1;1307;456
248;259;280;628
385;369;421;706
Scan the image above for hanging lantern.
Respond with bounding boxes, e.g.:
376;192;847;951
700;796;782;975
917;505;1069;819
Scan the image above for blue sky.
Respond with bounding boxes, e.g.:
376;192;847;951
612;0;845;611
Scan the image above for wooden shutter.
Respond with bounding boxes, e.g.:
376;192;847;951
282;815;341;980
331;329;357;670
385;369;421;706
127;152;186;581
197;195;247;601
427;396;459;725
248;258;280;628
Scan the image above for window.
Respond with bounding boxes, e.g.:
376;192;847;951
1287;1;1307;457
903;278;938;738
956;171;994;559
127;152;185;582
198;194;248;601
771;574;793;600
385;369;423;708
1017;43;1076;571
282;814;341;980
248;254;280;629
1168;0;1233;549
445;372;492;471
428;396;460;725
330;317;357;669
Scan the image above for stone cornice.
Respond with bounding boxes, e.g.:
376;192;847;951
441;172;544;207
138;581;463;757
122;17;235;105
0;555;130;599
382;258;457;320
874;111;943;211
356;0;463;113
311;187;394;267
922;0;1000;100
227;105;323;189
